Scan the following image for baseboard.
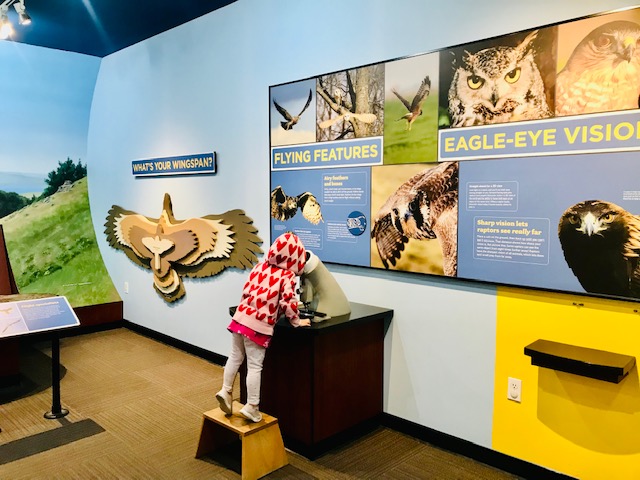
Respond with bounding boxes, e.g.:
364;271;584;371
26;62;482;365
122;320;228;367
381;414;577;480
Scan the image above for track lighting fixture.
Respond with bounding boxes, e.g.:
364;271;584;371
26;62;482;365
0;0;30;40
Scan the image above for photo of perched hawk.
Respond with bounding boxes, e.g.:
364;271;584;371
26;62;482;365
273;89;313;130
556;20;640;116
392;75;431;130
558;200;640;298
371;162;458;276
105;193;262;302
270;186;324;225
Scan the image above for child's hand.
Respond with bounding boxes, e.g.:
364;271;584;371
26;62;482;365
299;319;311;327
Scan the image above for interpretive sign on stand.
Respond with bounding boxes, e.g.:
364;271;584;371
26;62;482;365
0;295;79;339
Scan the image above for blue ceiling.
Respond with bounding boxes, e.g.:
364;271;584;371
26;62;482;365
3;0;237;57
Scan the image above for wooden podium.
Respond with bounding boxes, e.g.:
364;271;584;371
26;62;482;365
196;401;288;480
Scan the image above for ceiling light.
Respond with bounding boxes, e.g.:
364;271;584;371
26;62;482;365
13;0;29;25
0;0;30;40
0;5;12;40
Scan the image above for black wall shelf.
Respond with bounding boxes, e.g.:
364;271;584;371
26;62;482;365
524;339;636;384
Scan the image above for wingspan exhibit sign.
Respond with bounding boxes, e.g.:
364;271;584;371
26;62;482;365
270;7;640;302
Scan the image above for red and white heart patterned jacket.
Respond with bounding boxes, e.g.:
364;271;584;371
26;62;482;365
231;232;306;336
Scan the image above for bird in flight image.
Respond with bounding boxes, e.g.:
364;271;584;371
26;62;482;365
371;162;459;276
270;186;324;225
392;75;431;130
273;89;313;130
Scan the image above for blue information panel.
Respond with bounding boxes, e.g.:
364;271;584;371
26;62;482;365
0;296;80;339
132;152;216;177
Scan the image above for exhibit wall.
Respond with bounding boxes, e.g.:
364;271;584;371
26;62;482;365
86;1;640;478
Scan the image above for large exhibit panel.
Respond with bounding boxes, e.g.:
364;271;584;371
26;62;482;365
270;5;640;303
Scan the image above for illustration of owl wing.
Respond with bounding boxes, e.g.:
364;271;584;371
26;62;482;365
271;186;299;221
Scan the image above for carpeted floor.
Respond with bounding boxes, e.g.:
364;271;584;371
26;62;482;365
0;328;519;479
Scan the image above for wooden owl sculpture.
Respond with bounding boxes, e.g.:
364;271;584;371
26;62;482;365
447;30;551;127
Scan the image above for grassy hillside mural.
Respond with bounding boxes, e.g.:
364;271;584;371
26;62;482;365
0;42;112;308
1;173;120;307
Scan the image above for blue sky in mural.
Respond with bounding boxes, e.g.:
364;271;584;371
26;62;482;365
0;42;100;194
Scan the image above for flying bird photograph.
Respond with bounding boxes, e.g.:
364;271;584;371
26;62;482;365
384;54;440;164
439;28;555;128
105;194;262;302
270;186;324;225
270;80;316;147
558;199;640;299
273;89;312;130
316;66;384;142
392;75;431;131
556;12;640;116
370;161;459;276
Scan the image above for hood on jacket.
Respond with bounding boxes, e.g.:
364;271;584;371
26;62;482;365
266;232;306;275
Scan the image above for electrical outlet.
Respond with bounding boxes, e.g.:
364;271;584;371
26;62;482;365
124;281;129;294
508;377;522;403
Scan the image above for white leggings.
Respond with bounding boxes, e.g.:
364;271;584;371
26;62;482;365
223;333;267;406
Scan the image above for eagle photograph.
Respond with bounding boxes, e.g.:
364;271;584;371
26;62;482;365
555;11;640;116
370;161;458;276
383;54;440;165
558;199;640;299
270;79;316;147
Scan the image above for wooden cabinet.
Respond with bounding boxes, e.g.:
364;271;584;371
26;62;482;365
243;302;392;459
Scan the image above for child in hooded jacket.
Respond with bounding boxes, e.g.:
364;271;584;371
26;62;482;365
216;232;310;422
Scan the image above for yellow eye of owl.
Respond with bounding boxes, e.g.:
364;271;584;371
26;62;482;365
467;75;484;90
504;67;521;84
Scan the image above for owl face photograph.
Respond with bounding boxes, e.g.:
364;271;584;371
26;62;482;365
556;9;640;117
439;28;556;128
383;53;439;164
370;161;458;276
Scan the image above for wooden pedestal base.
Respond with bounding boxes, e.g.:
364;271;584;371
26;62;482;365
196;402;288;480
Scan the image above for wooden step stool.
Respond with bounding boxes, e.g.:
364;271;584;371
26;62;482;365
196;401;288;480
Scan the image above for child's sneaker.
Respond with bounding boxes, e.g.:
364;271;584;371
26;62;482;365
215;389;233;415
239;404;262;423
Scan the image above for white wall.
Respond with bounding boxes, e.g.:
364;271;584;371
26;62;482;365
87;0;639;448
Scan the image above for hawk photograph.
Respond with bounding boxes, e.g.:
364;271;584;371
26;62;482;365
104;194;262;302
270;79;316;147
370;161;458;276
556;11;640;116
440;28;555;127
558;199;640;299
384;54;439;165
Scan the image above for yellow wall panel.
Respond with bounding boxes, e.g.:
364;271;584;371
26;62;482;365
493;286;640;479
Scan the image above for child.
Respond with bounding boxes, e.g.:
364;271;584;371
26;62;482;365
216;232;311;422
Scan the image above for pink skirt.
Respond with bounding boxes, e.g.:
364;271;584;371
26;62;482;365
228;320;271;348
